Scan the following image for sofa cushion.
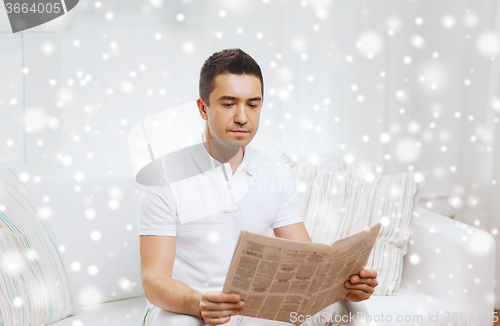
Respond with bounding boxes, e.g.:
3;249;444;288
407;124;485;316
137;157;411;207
280;154;428;296
363;288;465;326
51;296;147;326
0;168;80;325
26;171;144;305
51;291;465;326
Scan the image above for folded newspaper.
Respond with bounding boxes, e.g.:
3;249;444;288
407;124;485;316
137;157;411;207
222;223;382;325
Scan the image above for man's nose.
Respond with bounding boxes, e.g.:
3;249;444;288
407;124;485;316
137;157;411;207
234;104;248;124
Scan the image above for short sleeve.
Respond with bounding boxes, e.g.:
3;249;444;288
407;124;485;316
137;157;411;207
137;183;178;237
270;163;304;229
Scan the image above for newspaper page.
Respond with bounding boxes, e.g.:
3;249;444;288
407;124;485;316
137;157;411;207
222;223;381;325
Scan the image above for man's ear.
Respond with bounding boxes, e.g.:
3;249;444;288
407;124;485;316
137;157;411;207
197;98;208;121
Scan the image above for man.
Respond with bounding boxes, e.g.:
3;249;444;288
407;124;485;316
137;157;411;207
138;48;378;326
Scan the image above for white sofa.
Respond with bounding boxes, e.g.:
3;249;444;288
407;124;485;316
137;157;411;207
24;169;495;326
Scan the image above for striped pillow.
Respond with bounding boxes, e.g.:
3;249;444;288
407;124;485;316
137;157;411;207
280;154;428;295
0;168;80;325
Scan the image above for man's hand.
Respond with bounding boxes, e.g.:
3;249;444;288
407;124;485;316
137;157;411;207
344;269;378;302
200;291;245;325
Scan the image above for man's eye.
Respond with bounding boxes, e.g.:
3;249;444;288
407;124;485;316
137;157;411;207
248;104;257;108
223;103;233;107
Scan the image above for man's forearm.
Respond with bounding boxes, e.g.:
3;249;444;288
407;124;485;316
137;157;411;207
143;274;203;318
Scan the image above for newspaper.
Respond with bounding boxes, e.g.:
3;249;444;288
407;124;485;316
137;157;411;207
222;223;382;325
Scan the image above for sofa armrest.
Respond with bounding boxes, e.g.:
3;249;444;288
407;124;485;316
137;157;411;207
400;207;496;326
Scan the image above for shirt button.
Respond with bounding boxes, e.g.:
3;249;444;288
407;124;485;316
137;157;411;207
228;185;231;190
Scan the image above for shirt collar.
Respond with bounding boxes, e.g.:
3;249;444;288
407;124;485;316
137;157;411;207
240;144;257;176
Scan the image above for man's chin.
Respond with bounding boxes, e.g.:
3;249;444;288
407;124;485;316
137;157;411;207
227;133;249;143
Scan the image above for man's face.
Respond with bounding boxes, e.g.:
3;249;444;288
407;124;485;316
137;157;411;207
197;73;262;149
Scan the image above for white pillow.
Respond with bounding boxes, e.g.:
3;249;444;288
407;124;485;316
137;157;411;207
281;154;428;295
0;168;80;325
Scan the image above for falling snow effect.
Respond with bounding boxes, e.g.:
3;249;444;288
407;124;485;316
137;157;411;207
0;0;498;322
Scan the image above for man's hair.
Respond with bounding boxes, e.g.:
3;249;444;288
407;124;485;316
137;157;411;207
199;48;264;106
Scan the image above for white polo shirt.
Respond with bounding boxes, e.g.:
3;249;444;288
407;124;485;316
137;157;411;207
137;142;304;309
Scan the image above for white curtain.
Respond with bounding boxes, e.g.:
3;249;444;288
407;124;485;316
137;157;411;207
2;0;499;307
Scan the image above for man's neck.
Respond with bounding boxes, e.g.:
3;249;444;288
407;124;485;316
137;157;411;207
203;129;245;175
